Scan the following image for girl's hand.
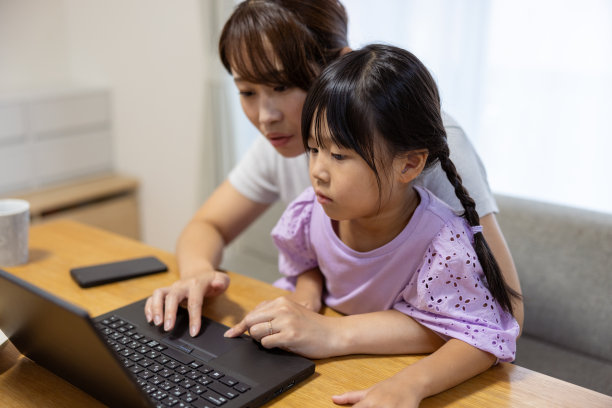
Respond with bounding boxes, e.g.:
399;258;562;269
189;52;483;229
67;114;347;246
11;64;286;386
332;374;422;408
144;270;230;337
224;297;340;359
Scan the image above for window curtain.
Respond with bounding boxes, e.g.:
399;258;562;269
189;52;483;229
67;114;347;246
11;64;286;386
214;0;612;214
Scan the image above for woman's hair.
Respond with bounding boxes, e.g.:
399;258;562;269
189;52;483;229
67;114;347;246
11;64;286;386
219;0;348;91
301;43;521;314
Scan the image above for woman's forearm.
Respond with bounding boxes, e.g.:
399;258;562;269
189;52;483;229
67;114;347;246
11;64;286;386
481;213;524;332
175;219;226;279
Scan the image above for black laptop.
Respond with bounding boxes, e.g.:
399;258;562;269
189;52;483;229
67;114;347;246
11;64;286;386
0;269;314;408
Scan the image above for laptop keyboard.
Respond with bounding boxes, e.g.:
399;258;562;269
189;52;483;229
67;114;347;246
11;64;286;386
96;315;251;408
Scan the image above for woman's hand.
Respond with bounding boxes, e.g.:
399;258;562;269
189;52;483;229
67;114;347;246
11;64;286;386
144;270;230;337
283;290;322;313
224;297;341;359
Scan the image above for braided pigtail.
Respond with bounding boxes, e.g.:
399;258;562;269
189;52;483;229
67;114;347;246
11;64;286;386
437;147;521;315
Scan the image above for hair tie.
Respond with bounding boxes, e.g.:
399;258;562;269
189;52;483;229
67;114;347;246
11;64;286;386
472;225;483;234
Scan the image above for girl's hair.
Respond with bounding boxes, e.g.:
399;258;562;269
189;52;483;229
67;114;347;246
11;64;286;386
219;0;348;91
301;43;521;315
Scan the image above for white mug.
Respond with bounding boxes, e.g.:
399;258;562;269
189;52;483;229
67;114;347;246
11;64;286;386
0;199;30;267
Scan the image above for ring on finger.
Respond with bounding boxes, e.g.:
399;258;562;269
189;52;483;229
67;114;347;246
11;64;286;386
268;320;273;336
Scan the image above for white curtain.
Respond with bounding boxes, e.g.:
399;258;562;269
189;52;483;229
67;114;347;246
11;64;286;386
344;0;612;214
219;0;612;214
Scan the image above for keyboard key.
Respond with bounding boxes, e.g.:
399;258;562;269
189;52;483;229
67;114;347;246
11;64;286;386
149;375;164;385
162;347;194;365
208;381;239;399
182;392;198;403
191;398;216;408
197;365;213;374
233;382;250;393
164;396;180;406
180;378;196;389
204;392;228;406
138;370;154;380
219;377;238;387
191;384;207;395
159;381;174;391
170;374;185;384
166;360;180;369
189;361;203;369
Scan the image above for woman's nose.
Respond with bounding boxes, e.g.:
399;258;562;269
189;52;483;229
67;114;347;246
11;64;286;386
259;96;282;125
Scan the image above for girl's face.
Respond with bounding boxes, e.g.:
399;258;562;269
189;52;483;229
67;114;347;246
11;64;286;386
306;133;390;222
232;72;308;158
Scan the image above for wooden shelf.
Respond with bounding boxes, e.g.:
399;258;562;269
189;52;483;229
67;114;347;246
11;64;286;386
5;173;140;240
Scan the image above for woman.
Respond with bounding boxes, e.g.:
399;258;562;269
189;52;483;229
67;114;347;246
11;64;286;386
145;0;522;342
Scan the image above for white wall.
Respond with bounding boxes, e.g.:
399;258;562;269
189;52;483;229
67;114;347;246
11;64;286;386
0;0;218;251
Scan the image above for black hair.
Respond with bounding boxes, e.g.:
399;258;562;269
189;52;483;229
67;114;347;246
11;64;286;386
219;0;348;91
301;43;521;314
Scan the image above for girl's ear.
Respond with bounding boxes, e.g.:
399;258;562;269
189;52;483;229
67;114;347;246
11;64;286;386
396;150;428;183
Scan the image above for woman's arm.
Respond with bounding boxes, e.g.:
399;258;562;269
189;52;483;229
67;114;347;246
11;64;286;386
145;180;270;336
331;338;496;408
481;213;524;332
225;299;444;358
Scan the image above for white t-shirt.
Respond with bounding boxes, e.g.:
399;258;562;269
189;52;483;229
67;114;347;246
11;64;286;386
229;112;498;216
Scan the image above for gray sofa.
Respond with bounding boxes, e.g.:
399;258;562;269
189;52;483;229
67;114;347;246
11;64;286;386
495;194;612;396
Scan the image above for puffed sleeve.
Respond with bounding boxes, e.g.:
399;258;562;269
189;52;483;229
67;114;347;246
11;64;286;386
393;222;519;362
271;187;318;281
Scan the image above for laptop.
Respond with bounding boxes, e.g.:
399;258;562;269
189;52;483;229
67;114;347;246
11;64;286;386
0;269;315;408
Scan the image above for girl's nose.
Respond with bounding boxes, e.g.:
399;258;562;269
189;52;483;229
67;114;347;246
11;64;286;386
310;156;330;184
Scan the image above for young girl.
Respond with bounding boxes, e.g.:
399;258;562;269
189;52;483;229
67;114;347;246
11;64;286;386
224;44;520;407
145;0;523;342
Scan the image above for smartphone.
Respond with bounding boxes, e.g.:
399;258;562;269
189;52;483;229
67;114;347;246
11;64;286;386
70;256;167;288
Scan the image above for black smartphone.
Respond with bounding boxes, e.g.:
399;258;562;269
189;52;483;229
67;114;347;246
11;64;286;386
70;256;167;288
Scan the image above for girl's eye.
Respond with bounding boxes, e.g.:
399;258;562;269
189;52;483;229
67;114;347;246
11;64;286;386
331;153;345;161
307;146;319;154
273;85;288;92
239;90;254;97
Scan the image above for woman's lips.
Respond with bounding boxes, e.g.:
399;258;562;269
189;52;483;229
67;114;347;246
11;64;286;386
267;133;293;148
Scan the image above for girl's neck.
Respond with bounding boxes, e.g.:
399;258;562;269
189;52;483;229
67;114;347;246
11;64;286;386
335;186;420;252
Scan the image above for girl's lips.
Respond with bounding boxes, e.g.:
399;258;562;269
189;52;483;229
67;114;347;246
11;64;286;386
315;191;332;204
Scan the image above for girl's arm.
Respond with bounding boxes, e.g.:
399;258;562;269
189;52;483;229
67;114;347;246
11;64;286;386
331;338;496;408
284;268;324;312
481;213;524;332
224;300;444;358
145;180;270;337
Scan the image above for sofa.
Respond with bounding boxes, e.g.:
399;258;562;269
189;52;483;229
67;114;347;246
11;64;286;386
495;194;612;396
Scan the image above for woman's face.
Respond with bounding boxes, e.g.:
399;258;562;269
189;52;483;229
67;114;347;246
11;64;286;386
232;72;308;158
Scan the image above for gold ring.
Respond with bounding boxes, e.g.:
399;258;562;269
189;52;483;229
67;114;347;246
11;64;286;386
268;320;273;336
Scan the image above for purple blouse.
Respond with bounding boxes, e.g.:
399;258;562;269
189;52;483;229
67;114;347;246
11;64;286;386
272;186;519;362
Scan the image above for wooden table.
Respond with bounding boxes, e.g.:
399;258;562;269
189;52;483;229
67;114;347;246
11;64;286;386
1;220;611;407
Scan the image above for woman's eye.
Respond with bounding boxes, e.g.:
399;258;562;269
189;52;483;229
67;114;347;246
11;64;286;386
273;85;288;92
238;90;254;97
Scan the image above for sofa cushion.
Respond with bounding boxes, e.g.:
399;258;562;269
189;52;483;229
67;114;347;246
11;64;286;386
515;335;612;396
495;195;612;363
